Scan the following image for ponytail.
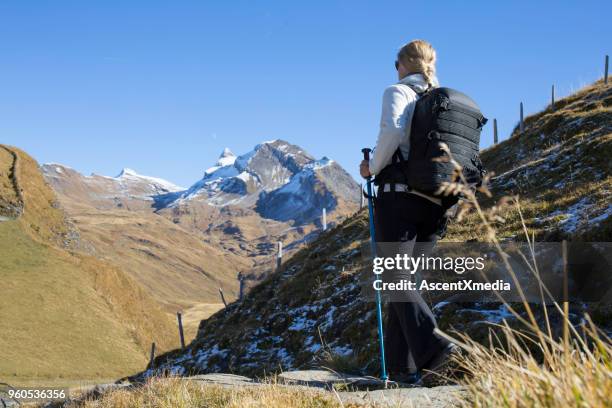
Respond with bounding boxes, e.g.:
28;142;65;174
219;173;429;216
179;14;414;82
397;40;437;86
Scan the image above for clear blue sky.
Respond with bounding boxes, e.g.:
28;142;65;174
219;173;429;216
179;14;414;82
1;1;609;186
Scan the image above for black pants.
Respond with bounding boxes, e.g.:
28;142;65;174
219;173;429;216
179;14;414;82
374;191;450;374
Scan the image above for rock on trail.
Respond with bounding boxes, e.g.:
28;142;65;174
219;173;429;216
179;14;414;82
54;370;464;408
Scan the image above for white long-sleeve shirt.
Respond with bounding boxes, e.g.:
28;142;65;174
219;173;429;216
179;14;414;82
369;73;438;175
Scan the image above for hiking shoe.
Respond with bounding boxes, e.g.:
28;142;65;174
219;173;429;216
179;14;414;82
388;371;420;385
420;343;462;387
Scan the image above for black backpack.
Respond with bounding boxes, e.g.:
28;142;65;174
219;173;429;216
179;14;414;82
375;87;487;199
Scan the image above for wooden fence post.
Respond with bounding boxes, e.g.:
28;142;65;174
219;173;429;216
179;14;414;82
218;288;227;308
519;102;524;133
562;240;569;350
238;273;245;300
359;183;364;210
177;312;185;349
322;208;327;231
605;55;609;85
551;85;555;108
276;241;283;271
149;342;156;369
493;118;498;144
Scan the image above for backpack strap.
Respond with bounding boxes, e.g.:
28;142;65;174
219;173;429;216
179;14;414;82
416;83;433;97
389;148;408;198
402;82;431;98
392;148;405;163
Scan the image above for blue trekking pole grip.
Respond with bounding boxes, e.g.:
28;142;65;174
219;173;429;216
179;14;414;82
361;148;388;383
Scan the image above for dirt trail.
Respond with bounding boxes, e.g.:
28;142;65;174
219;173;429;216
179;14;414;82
49;371;463;408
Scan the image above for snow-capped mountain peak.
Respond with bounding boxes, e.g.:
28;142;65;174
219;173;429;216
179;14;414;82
181;140;316;204
113;167;184;192
41;140;359;226
166;140;359;225
116;167;139;178
217;148;236;167
204;148;239;177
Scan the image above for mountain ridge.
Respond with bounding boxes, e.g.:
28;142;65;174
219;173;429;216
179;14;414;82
43;139;359;226
40;139;360;334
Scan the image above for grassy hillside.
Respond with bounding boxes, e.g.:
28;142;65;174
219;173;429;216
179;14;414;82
450;80;611;241
42;163;261;338
0;145;177;386
10;146;70;243
65;205;246;309
132;79;611;381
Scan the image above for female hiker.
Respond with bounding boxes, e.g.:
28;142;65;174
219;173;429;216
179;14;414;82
359;39;460;386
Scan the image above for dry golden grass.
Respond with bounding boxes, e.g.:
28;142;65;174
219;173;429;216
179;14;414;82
435;133;612;407
64;377;357;408
448;225;612;407
0;220;176;385
451;320;612;407
67;205;246;311
0;148;177;386
181;303;225;341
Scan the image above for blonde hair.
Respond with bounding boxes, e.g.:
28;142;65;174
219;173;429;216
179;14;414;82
397;40;437;86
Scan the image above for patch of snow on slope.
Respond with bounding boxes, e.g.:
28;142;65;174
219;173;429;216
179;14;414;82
276;348;293;368
589;205;612;226
42;162;75;171
195;344;229;370
320;305;337;331
547;197;591;233
235;171;254;182
305;157;334;170
271;157;333;196
333;345;353;356
460;304;513;324
288;304;321;332
234;149;257;171
278;172;307;195
204;148;237;175
217;147;236;167
288;315;316;332
202;165;240;180
307;343;322;353
535;199;611;234
114;168;185;191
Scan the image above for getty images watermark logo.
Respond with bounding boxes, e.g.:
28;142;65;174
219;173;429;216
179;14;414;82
371;253;511;292
372;253;488;274
360;242;612;304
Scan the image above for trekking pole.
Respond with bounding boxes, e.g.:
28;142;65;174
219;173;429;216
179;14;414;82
361;148;388;385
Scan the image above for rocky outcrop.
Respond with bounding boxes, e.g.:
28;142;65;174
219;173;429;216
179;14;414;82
0;145;24;218
41;164;183;211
